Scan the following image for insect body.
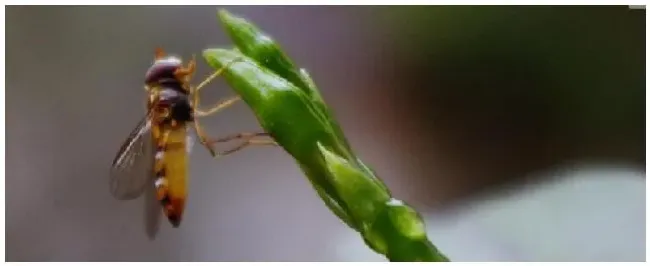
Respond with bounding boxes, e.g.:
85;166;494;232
110;48;275;237
148;77;194;227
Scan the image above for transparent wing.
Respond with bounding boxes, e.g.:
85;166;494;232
143;126;161;239
144;175;162;240
110;116;154;200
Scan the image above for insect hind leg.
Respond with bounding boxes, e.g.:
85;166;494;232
193;121;278;158
192;93;241;157
193;118;217;157
207;132;278;157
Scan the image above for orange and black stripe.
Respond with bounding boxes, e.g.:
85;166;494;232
152;122;188;227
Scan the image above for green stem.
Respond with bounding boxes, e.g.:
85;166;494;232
203;9;450;262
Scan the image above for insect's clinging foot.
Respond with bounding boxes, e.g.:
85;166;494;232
194;57;244;93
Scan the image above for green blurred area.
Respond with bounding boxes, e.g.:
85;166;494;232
363;6;643;193
392;6;642;146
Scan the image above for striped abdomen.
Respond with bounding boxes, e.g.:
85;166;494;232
153;124;189;227
150;84;193;228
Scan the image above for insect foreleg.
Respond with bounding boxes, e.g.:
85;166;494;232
154;47;166;60
174;54;196;92
193;57;243;93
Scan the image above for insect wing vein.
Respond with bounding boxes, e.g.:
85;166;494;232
110;116;154;200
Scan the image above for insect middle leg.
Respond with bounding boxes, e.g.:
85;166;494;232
194;95;241;118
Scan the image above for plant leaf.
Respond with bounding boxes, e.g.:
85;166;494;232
203;9;450;262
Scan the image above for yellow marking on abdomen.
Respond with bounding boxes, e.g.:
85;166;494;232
154;124;189;227
164;126;189;201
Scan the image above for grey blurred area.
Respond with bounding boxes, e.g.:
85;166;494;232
5;6;645;262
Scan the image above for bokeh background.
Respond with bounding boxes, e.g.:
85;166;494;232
5;5;645;262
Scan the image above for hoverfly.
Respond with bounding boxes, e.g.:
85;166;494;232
110;48;275;238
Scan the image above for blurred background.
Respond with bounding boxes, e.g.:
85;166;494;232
5;5;645;262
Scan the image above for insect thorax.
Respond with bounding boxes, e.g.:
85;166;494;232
149;84;194;125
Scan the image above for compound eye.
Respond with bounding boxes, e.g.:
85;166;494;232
145;56;183;84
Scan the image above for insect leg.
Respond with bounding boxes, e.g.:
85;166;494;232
192;119;217;157
154;47;166;60
207;132;271;143
174;55;197;92
191;62;243;156
189;56;260;157
194;57;243;93
192;120;275;157
176;55;195;78
191;90;217;157
216;140;276;157
191;87;239;156
191;55;244;117
195;96;240;117
207;132;278;157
